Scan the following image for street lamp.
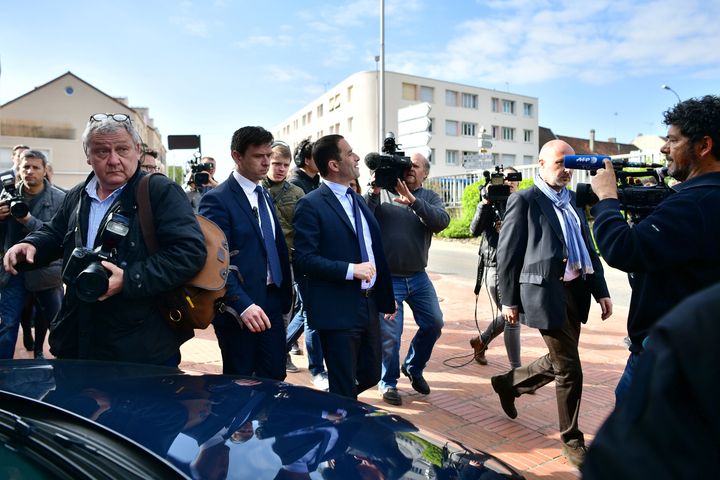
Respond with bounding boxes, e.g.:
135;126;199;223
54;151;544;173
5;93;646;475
661;84;681;103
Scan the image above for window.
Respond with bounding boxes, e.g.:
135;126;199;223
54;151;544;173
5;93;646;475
347;117;353;133
317;104;324;118
462;122;477;137
492;153;500;165
445;90;458;106
316;130;323;139
329;125;334;134
491;125;499;139
307;111;312;124
347;85;353;103
462;93;478;109
293;119;299;130
429;148;435;164
523;129;533;143
523;102;534;117
446;150;459;165
462;151;476;164
420;86;434;103
502;99;515;114
402;82;416;100
445;120;459;136
501;154;517;164
335;122;340;134
302;114;307;126
501;127;515;141
428;118;434;133
329;94;341;111
491;97;500;112
524;155;534;164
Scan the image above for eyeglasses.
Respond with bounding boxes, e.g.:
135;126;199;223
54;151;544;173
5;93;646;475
141;164;160;172
89;113;132;123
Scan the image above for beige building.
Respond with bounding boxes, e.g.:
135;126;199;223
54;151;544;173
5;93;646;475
273;70;539;182
0;72;165;189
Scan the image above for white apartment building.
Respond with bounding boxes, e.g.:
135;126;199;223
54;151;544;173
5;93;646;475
272;70;539;183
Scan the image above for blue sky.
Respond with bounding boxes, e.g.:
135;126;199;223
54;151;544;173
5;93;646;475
2;0;719;178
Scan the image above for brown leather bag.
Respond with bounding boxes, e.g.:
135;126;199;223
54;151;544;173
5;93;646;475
136;174;230;329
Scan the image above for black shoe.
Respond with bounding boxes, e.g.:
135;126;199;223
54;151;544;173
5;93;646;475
401;365;430;395
562;443;587;468
382;387;403;406
286;355;299;373
289;342;303;356
34;352;45;360
491;375;517;419
469;336;488;365
23;332;34;352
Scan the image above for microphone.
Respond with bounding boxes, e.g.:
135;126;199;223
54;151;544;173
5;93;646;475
252;206;259;219
563;155;611;170
364;152;381;170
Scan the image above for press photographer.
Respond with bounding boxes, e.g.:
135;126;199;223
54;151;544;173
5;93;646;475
186;155;218;213
468;166;522;367
0;150;65;359
590;95;720;403
3;113;205;366
565;155;674;223
364;133;412;190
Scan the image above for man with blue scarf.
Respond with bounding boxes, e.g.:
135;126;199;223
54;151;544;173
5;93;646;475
490;139;612;469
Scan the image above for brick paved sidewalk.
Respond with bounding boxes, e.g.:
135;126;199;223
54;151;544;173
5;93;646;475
14;263;628;478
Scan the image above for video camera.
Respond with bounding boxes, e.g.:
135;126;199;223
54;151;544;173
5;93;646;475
479;166;522;219
62;212;130;302
0;173;29;219
187;154;213;186
564;155;675;223
364;133;412;190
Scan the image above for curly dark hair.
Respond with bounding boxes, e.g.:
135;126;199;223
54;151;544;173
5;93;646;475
663;95;720;159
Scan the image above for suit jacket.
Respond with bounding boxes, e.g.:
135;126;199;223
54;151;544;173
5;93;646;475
497;185;609;330
293;183;394;330
200;174;292;318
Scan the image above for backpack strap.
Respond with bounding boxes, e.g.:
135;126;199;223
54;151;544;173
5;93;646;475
136;173;160;254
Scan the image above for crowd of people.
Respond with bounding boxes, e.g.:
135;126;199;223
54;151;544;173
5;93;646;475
1;94;719;472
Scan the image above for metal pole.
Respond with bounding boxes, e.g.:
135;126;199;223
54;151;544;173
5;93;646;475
380;0;386;147
661;84;681;103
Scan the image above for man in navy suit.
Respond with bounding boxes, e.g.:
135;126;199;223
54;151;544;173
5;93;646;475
200;126;292;380
491;139;612;468
293;134;396;399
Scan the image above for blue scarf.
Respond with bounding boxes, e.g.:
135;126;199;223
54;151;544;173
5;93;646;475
534;174;594;275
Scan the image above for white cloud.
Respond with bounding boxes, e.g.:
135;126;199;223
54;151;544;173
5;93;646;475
392;0;720;86
234;34;293;49
170;16;209;37
263;65;316;83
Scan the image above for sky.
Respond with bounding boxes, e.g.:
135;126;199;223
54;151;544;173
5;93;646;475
2;0;719;179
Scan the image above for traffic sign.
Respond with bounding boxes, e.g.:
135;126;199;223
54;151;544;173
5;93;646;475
397;132;432;149
480;140;493;149
398;102;432;123
397;117;431;136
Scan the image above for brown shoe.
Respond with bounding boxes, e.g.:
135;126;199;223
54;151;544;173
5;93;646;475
469;336;488;365
562;443;587;468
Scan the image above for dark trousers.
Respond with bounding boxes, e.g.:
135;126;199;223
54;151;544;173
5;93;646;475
318;295;381;399
213;286;286;381
500;279;588;447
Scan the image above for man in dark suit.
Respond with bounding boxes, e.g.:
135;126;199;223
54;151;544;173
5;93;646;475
293;134;396;399
491;139;612;468
200;126;292;380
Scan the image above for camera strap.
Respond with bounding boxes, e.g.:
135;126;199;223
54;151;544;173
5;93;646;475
73;194;124;249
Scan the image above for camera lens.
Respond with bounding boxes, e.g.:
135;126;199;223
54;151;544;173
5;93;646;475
75;262;109;302
10;200;29;219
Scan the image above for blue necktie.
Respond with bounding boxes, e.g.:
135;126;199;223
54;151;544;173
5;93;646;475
255;185;283;287
348;188;369;262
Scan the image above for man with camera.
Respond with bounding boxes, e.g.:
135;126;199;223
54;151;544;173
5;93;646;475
590;95;720;403
365;152;449;405
186;156;218;213
0;150;65;359
293;134;396;399
468;166;522;368
3;113;206;365
491;139;612;468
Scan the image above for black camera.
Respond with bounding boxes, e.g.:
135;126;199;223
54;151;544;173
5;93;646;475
364;133;412;190
62;213;130;302
566;155;675;223
188;155;213;186
481;166;522;204
0;173;29;219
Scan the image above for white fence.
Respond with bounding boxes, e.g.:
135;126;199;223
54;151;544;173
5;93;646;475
426;151;665;208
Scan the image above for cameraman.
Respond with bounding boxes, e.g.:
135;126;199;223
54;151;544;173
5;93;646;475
468;167;521;367
3;113;205;366
0;150;65;359
366;152;450;405
186;156;219;213
591;95;720;403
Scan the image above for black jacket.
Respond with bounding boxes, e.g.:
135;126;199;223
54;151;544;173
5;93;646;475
23;170;206;364
288;169;320;195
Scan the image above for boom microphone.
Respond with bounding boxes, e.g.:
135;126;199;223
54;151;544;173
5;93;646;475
562;155;611;170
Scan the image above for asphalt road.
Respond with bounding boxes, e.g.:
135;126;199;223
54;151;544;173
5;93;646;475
428;238;633;308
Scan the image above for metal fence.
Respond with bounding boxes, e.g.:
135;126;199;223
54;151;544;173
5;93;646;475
425;151;666;208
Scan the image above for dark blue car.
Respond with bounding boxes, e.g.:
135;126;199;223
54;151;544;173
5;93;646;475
0;360;524;479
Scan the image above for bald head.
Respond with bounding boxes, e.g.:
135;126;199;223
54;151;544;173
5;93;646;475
404;152;430;190
538;140;574;191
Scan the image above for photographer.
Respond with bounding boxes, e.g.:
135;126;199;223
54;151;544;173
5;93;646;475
591;95;720;403
3;113;205;366
366;152;450;405
186;156;219;213
0;150;65;359
468;167;521;368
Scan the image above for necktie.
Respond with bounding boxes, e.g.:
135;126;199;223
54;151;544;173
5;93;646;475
255;185;283;287
347;188;369;262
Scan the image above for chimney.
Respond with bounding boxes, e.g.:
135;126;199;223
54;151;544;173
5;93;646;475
589;129;595;152
608;137;616;143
